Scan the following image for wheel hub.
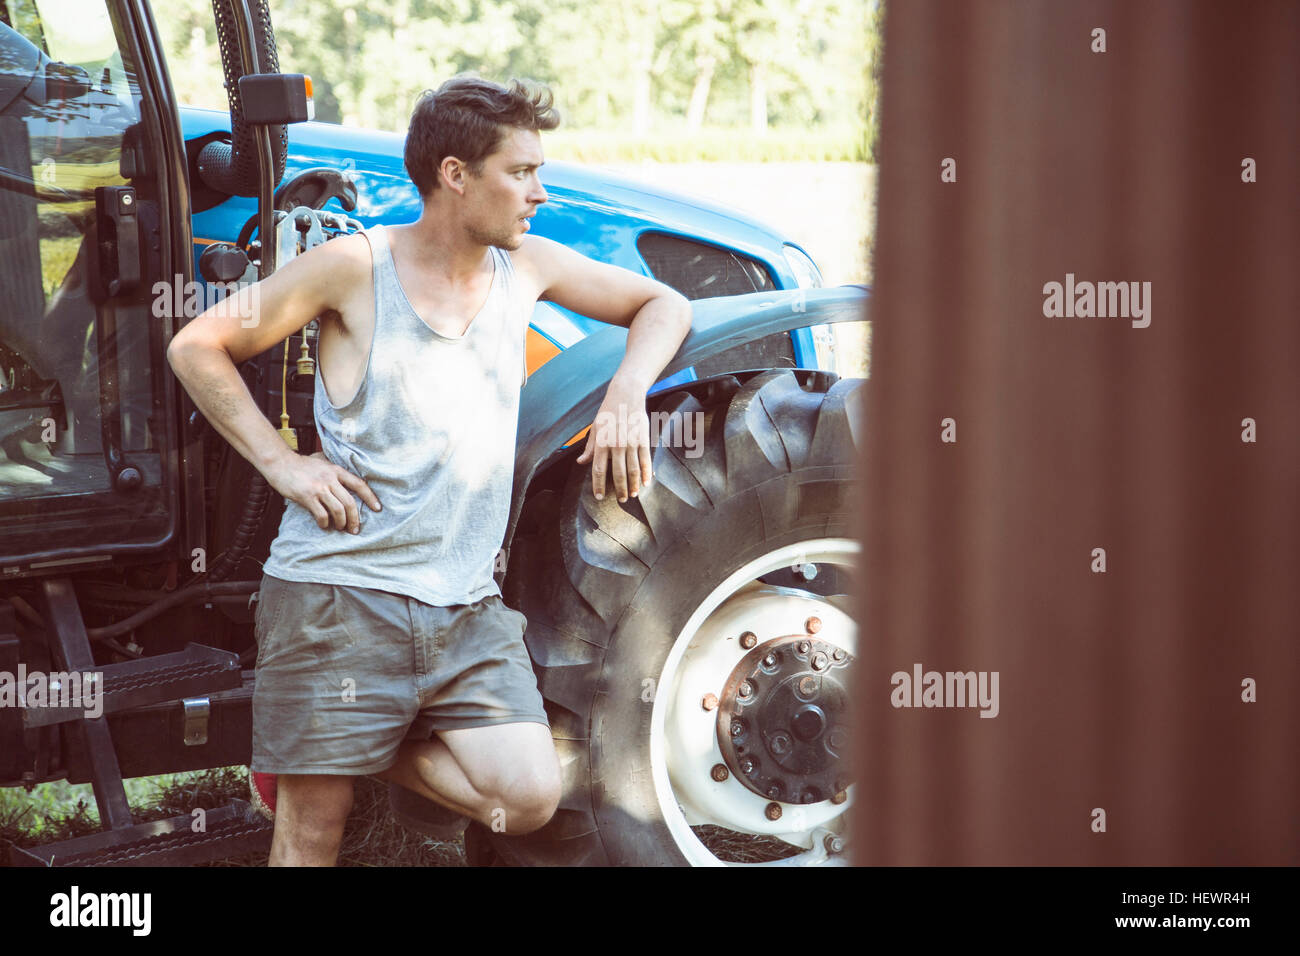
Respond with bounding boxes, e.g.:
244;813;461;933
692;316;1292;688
651;540;860;863
716;635;854;804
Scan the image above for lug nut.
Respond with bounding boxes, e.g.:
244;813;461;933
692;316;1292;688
832;790;848;805
701;693;719;711
730;720;744;737
765;802;783;821
710;763;729;782
805;616;822;634
738;680;754;698
769;731;791;756
739;758;755;775
798;676;818;697
739;631;758;649
824;834;845;855
762;653;777;668
811;651;829;671
832;646;847;662
796;640;811;655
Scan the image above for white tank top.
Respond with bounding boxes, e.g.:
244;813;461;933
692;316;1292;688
263;224;530;606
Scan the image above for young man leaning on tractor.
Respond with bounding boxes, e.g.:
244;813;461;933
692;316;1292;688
166;76;692;866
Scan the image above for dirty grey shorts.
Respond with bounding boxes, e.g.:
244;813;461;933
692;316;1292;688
250;573;550;775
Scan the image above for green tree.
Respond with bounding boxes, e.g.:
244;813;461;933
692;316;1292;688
145;0;877;148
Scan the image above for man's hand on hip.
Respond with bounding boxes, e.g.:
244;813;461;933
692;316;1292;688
264;450;382;533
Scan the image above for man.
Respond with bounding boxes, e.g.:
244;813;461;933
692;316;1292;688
167;76;692;865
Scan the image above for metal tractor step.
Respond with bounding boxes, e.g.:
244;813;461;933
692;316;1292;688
22;643;243;729
15;579;260;856
8;799;272;867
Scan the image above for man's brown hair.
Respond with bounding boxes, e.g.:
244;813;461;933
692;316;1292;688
403;75;560;197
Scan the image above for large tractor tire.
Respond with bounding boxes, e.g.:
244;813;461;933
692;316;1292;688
496;369;864;866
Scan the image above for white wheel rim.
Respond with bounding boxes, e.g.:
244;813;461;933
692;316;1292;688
650;537;859;866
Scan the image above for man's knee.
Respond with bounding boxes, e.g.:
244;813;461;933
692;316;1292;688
492;773;561;834
483;753;562;834
440;721;562;833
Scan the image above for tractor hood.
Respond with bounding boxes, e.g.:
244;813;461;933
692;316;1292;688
181;106;809;289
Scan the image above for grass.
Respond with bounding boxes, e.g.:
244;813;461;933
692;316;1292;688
0;773;194;833
0;768;466;867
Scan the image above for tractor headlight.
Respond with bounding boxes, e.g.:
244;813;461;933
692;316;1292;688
782;244;823;289
781;245;837;370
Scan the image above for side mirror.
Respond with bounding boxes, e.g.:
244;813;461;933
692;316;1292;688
237;73;314;125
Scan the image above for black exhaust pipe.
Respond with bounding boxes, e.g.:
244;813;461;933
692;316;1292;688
196;0;287;200
194;0;288;583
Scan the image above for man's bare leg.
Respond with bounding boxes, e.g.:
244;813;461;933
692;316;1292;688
376;736;485;819
376;722;560;834
269;774;356;866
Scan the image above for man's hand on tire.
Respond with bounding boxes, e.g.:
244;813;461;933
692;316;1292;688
577;386;653;503
264;450;382;533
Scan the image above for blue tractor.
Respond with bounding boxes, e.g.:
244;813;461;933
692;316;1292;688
0;0;867;865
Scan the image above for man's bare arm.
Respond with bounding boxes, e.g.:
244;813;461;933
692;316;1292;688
518;236;693;501
166;235;382;532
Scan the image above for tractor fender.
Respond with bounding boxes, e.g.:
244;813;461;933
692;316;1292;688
507;283;869;548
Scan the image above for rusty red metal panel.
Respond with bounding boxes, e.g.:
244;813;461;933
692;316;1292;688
855;0;1299;865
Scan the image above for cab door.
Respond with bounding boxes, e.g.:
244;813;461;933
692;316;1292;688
0;0;185;570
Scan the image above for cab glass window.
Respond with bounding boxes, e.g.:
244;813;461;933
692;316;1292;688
1;0;165;555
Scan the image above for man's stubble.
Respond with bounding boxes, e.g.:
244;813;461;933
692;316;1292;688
465;222;524;253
